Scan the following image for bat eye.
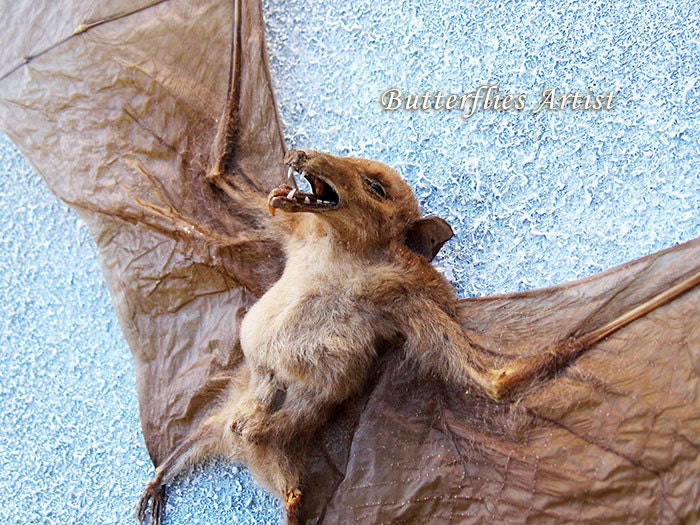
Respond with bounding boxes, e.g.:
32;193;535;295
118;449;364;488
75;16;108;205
365;178;387;199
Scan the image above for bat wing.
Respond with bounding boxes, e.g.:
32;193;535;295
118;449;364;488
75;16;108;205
0;0;286;465
304;238;700;523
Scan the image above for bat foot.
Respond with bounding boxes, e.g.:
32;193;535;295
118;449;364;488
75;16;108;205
284;488;302;525
230;417;270;445
136;482;165;525
230;414;264;444
230;409;277;445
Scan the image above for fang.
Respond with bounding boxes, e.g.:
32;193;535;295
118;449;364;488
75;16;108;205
287;167;297;188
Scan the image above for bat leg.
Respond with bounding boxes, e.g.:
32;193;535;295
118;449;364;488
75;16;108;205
244;439;303;524
136;432;202;525
136;411;234;524
270;454;303;525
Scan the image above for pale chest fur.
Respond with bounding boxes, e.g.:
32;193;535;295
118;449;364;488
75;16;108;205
239;241;394;385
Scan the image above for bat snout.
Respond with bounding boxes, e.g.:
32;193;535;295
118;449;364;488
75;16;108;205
283;149;311;171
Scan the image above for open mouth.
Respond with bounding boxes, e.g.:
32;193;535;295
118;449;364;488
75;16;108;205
268;167;340;214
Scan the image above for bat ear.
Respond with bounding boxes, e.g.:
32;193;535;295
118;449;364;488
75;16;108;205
405;217;454;261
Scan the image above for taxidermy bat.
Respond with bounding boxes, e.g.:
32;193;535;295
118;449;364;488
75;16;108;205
139;146;700;525
1;0;699;524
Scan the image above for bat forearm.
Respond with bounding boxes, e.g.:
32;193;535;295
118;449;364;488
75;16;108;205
399;296;497;395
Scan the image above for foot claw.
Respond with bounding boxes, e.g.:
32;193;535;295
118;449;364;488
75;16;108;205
137;483;165;525
285;488;302;525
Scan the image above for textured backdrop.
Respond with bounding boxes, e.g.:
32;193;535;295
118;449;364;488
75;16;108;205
1;0;698;523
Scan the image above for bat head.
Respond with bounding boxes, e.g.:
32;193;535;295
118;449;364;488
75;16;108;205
269;150;453;261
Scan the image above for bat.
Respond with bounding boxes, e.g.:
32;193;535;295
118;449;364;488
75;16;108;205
146;143;700;524
1;0;698;523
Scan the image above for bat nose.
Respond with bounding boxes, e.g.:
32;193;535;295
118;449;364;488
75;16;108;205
283;149;310;169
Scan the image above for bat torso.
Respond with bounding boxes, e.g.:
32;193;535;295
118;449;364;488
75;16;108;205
239;237;402;406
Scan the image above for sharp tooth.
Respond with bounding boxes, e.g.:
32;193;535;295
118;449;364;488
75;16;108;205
287;188;297;199
287;167;298;188
304;197;311;204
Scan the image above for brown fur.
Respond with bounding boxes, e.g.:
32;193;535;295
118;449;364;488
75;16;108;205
136;150;570;523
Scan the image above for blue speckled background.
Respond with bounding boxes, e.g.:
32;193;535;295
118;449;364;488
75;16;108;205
1;0;698;523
